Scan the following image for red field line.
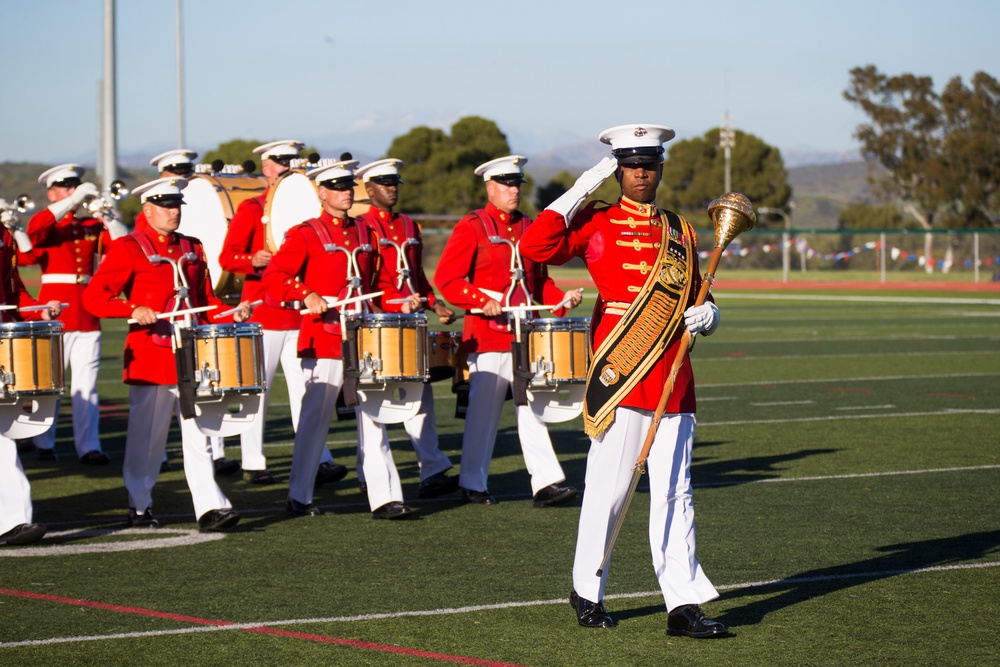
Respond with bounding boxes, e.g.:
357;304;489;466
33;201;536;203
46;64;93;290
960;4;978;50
0;587;526;667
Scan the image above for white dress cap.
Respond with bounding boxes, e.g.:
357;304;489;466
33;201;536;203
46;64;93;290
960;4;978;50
132;177;189;205
38;163;85;187
599;124;675;164
150;149;198;172
356;158;405;183
473;155;528;183
306;159;359;187
253;140;305;160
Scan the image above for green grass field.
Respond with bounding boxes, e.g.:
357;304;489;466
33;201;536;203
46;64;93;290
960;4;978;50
1;284;998;666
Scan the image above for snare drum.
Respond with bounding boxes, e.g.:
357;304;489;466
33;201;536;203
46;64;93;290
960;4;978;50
182;172;267;300
183;323;265;397
0;321;65;398
350;313;428;385
527;318;591;387
427;331;460;383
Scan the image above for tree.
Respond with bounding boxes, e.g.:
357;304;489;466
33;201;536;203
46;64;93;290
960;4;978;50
844;65;1000;270
203;139;320;173
838;202;910;230
658;128;791;226
386;116;526;216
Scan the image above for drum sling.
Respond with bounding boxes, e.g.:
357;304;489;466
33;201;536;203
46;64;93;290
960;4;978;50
583;211;695;438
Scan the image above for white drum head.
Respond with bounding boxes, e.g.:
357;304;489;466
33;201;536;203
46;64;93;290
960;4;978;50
181;176;230;291
265;172;320;251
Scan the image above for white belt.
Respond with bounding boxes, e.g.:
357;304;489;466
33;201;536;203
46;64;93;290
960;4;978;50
41;273;91;285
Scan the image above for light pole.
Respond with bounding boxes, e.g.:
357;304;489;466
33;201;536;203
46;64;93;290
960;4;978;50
719;113;735;193
758;206;790;283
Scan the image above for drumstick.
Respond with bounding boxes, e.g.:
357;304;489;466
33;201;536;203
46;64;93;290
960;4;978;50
468;304;561;315
127;305;216;324
385;297;428;305
213;299;263;319
18;302;71;313
298;291;385;315
551;288;584;312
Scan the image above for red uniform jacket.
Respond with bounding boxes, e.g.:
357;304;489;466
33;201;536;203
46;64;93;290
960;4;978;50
434;203;567;354
260;211;399;359
1;228;46;322
81;228;234;385
22;209;113;332
356;208;441;307
134;210;149;233
519;197;708;414
220;193;301;331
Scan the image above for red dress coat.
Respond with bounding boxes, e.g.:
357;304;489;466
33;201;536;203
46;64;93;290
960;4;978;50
356;208;441;307
220;193;301;331
81;228;233;385
1;228;45;321
23;209;113;332
519;197;708;414
260;211;399;359
434;203;568;354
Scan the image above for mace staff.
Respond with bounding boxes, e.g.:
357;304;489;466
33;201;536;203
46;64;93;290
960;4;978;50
596;192;756;577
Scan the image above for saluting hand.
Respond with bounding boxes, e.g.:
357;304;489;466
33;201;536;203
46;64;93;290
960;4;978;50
304;292;328;316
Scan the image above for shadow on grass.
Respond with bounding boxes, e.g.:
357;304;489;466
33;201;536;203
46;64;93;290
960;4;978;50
715;529;1000;629
693;446;840;486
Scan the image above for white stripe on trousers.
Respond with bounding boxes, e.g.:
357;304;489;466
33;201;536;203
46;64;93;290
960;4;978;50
572;408;719;611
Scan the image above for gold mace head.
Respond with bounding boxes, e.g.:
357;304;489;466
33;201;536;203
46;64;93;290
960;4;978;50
707;192;756;250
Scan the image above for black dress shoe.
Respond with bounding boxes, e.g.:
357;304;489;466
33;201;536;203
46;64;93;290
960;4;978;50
570;589;616;628
460;487;498;505
127;508;162;528
315;462;348;485
372;502;415;520
243;469;277;485
36;447;57;462
533;484;578;508
418;471;460;498
0;523;46;546
286;497;322;516
198;509;241;532
213;458;240;475
80;450;110;465
667;604;728;638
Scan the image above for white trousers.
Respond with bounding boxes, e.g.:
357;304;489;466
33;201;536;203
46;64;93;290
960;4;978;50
124;385;232;520
0;435;33;534
572;408;718;611
289;358;402;511
458;352;565;495
33;330;102;457
356;383;452;484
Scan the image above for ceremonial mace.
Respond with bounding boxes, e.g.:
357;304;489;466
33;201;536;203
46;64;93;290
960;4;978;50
596;192;756;577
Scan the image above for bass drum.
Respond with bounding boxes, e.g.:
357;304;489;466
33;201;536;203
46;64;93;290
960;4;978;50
264;170;373;252
181;173;266;302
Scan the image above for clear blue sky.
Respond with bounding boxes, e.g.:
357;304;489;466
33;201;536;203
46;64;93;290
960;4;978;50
1;0;997;165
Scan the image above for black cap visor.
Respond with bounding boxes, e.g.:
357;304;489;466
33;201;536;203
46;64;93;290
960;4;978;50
147;194;185;208
490;172;527;186
614;146;665;167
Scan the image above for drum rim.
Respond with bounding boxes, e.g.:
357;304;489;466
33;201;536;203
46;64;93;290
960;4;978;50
0;321;65;333
350;313;428;324
529;317;592;330
190;322;263;335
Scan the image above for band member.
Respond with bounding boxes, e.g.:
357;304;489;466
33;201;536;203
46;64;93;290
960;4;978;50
82;177;252;532
133;149;198;234
434;156;581;507
519;125;727;637
0;225;62;547
219;140;345;485
21;164;110;465
261;160;419;520
354;158;459;499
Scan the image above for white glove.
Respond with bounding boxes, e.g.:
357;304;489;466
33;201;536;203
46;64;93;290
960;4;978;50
103;211;129;240
684;302;720;336
546;156;618;223
68;182;100;208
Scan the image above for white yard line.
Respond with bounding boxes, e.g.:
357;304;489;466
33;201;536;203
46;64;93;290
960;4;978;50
714;293;1000;306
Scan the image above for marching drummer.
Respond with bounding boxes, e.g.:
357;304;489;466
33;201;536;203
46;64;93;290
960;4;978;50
20;164;111;465
81;177;253;532
133;149;198;234
519;125;727;636
219;140;346;486
0;222;62;547
260;159;420;520
354;158;459;499
434;155;581;507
